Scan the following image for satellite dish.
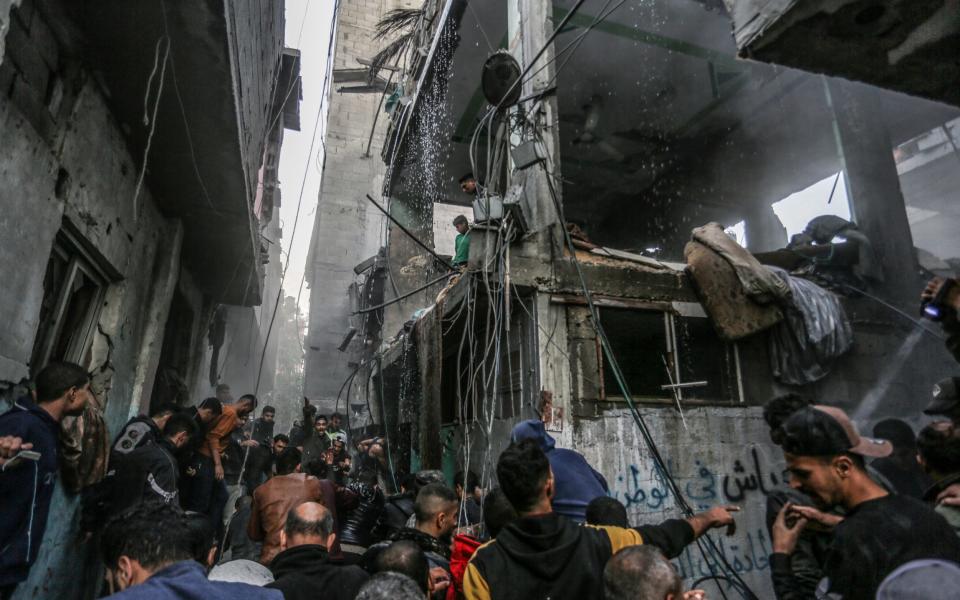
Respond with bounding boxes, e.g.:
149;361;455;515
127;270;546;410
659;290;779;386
481;51;522;108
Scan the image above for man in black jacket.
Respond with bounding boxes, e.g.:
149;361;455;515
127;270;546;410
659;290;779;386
267;502;368;600
111;402;178;461
770;406;960;600
463;440;739;600
108;412;198;514
0;362;90;599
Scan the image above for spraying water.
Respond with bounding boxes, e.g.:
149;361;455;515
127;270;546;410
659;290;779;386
852;326;925;421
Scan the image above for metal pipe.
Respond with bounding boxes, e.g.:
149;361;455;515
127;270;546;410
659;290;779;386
364;194;456;271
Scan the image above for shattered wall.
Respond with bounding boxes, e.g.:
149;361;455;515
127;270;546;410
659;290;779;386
0;63;189;600
574;407;780;597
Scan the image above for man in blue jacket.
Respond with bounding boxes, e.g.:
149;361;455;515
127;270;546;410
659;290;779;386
510;419;609;522
101;502;281;599
0;361;92;599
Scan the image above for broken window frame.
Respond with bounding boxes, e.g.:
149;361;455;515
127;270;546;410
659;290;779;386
596;305;744;407
30;225;110;373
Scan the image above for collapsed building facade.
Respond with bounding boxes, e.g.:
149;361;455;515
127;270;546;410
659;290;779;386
0;0;298;596
305;0;960;594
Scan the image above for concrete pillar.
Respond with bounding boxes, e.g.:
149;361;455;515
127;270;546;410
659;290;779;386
826;78;916;300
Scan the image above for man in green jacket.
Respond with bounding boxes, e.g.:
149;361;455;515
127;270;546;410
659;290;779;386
453;215;470;268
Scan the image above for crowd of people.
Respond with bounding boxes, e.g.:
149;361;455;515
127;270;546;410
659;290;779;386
2;279;960;598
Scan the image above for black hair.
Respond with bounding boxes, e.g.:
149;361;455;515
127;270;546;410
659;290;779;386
330;412;343;420
482;487;518;538
302;459;329;479
399;473;419;494
199;397;223;415
763;393;812;446
315;414;328;423
459;172;475;184
496;439;550;514
150;402;179;418
453;469;480;493
873;418;917;452
273;433;290;444
262;405;276;415
35;361;90;403
101;502;193;570
918;421;960;475
182;511;216;565
238;394;258;409
284;503;333;539
453;214;468;227
414;483;458;523
781;410;867;469
585;496;628;528
372;540;429;594
163;412;199;439
276;447;302;475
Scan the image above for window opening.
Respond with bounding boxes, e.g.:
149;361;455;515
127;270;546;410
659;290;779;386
597;307;742;405
30;228;110;374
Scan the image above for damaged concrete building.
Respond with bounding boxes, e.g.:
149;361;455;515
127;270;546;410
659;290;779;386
0;0;298;596
305;0;959;594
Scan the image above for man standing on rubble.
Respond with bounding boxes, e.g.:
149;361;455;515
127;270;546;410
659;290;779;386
452;215;470;269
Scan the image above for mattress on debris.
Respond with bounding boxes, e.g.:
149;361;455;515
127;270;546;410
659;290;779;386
684;240;783;340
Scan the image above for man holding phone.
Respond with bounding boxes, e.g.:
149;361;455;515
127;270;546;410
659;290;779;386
0;361;91;600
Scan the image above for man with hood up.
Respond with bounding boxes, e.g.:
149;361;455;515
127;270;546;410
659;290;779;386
510;419;608;522
463;440;738;600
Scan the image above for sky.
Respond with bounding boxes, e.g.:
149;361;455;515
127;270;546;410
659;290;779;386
276;0;336;316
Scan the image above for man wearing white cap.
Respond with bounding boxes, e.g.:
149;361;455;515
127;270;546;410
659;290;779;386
769;405;960;600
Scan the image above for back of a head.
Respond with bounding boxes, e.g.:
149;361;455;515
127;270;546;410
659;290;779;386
163;412;199;439
763;393;812;445
302;459;328;479
454;470;480;493
101;502;193;571
604;546;681;600
876;559;960;599
586;496;628;528
373;540;429;593
284;502;334;546
414;482;458;524
918;421;960;474
150;402;179;419
356;571;424;600
482;487;518;538
238;393;258;409
873;418;917;452
199;397;223;415
35;361;89;403
276;447;302;475
182;511;216;565
497;439;550;514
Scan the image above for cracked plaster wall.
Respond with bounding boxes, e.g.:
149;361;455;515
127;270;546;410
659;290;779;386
0;38;190;600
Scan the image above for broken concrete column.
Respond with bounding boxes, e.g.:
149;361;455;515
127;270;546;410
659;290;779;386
827;78;916;300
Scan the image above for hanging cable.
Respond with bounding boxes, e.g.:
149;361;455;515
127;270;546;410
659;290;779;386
536;141;758;598
353;273;451;315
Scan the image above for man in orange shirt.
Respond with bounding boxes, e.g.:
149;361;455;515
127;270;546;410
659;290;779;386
196;393;257;529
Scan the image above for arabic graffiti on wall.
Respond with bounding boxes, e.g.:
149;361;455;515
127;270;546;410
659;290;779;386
610;445;786;581
613;446;785;509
